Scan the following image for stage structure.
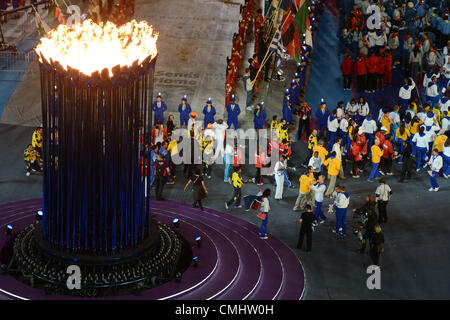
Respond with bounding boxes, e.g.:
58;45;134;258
8;20;191;297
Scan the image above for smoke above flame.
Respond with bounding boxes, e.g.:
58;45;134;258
35;19;158;77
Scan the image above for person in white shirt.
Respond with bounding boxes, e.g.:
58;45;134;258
187;112;199;133
332;185;350;237
336;101;345;120
339;113;349;152
443;139;450;179
425;76;440;108
311;175;327;225
389;105;401;143
258;189;271;239
427;149;443;191
274;155;287;199
212;119;228;161
327;110;339;151
442;111;450;133
425;124;440;157
362;113;377;155
224;142;235;182
375;178;392;223
416;109;426;122
412;126;429;171
332;137;346;179
398;77;415;110
346;98;358;122
358;97;370;123
308;151;322;179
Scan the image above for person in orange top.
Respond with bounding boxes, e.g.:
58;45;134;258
323;151;341;197
366;52;378;93
368;138;384;182
384;48;393;85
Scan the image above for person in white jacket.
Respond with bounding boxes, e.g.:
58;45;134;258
427;149;443;191
311;175;328;226
327;110;339;151
425;76;440;108
362;113;377;155
398;77;415;110
412;126;429;171
358;97;370;124
274;155;287;199
212;119;228;162
332;185;350;237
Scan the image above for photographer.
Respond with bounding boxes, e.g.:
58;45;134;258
353;195;377;254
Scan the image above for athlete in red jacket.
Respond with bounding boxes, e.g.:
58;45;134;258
366;53;379;92
380;134;394;175
341;54;354;90
384;50;393;85
355;54;367;93
377;54;385;91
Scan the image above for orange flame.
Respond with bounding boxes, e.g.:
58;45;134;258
35;19;158;77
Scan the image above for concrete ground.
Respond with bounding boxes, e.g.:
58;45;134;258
1;0;450;300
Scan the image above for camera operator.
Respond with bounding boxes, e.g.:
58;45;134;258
353;195;377;254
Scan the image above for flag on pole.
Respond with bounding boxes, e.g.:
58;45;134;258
268;28;286;74
35;11;51;35
281;0;310;62
304;18;313;47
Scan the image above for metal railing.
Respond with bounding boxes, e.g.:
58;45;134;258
0;50;37;72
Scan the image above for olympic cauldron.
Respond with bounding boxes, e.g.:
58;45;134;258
10;20;190;296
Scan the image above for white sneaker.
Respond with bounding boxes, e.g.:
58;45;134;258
433;188;439;192
260;236;268;240
444;175;448;179
26;172;30;176
320;220;326;224
379;170;385;176
423;164;428;169
428;187;434;192
416;168;420;172
386;172;393;176
224;202;229;210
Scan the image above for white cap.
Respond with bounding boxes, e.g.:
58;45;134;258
381;126;388;131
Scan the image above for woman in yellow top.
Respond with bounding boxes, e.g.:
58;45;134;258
381;112;392;135
396;123;410;163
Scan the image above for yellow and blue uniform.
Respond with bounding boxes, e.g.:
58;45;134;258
226;171;243;208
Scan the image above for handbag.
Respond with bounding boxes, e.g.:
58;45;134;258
256;211;267;220
251;199;261;210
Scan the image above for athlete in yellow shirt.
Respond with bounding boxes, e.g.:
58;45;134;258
368;144;384;181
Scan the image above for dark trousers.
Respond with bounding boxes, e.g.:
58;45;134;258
303;148;313;165
381;157;392;173
193;200;204;210
343;74;352;89
400;158;413;181
368;73;377;91
357;75;366;92
155;176;166;200
370;247;381;266
255;167;262;184
298;118;310;141
297;226;312;251
353;159;361;176
377;200;388;223
227;187;242;207
25;160;41;173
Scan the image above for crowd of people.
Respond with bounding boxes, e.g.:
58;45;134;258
22;1;450;269
339;0;450;95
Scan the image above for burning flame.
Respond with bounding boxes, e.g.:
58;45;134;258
35;19;158;77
